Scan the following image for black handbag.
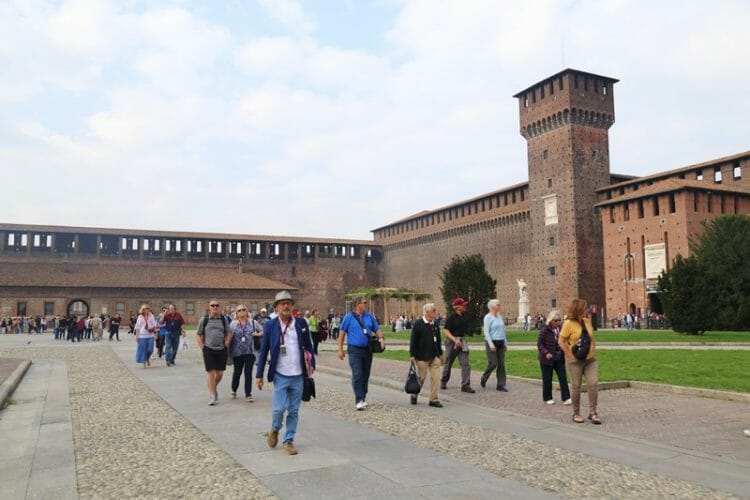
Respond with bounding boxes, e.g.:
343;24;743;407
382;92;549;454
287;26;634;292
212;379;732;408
302;376;316;401
370;336;385;353
404;361;421;394
572;320;591;360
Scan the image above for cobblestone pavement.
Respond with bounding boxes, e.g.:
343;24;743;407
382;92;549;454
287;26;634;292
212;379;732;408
315;352;750;462
0;343;277;499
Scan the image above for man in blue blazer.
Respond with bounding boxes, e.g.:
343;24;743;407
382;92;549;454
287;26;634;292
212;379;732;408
256;291;315;455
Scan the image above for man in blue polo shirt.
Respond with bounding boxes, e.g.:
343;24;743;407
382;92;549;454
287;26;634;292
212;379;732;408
337;296;384;410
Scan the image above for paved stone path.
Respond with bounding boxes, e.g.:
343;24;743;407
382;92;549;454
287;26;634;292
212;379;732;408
0;334;748;499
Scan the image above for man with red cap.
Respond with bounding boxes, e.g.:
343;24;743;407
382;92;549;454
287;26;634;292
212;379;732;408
440;297;475;393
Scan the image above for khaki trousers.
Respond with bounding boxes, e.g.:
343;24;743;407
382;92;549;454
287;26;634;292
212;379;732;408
416;357;442;402
566;357;598;416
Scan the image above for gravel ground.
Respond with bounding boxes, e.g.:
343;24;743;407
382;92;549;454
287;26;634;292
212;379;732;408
0;341;737;499
0;344;277;500
303;384;735;499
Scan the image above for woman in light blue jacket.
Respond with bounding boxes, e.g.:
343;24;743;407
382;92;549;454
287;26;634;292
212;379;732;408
480;299;508;391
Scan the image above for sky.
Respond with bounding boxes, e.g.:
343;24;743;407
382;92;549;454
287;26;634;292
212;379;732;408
2;0;749;240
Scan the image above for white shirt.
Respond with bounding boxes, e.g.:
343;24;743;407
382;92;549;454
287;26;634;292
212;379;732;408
275;317;302;377
135;313;157;338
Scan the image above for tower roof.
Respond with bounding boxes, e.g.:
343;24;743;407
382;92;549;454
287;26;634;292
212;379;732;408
512;68;619;98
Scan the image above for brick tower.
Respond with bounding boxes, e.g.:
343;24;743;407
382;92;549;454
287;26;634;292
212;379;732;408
513;69;618;317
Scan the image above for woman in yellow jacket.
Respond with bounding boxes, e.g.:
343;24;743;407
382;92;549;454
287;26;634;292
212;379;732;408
558;298;601;424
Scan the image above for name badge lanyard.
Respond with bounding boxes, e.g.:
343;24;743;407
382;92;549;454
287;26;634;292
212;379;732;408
280;318;291;355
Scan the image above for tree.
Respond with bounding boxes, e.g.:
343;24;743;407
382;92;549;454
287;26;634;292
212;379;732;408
657;255;712;334
439;254;497;334
658;214;750;333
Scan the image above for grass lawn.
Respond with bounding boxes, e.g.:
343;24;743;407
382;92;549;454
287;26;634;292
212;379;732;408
376;349;750;393
381;329;750;343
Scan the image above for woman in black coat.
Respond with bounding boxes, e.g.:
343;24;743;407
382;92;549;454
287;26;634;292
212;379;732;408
537;310;571;405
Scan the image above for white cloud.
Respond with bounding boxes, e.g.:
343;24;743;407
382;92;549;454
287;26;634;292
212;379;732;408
1;0;749;239
257;0;316;34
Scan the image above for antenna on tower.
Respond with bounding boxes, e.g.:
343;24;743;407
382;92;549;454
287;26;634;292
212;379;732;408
561;31;566;67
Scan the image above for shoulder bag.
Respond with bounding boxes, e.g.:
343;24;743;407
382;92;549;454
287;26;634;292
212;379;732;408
572;320;591;360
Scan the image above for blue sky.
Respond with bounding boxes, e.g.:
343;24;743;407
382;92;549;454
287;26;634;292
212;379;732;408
1;0;749;239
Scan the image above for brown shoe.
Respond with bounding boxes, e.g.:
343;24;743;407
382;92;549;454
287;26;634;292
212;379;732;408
283;442;298;455
267;429;279;448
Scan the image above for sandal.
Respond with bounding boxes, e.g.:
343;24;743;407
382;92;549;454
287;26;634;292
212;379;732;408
573;414;584;424
588;413;602;425
230;392;237;399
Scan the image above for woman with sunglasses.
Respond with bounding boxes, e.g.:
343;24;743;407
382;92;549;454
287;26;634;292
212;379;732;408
229;305;261;402
537;311;571;405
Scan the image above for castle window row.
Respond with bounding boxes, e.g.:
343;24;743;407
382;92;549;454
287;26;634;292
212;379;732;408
1;232;365;262
602;159;746;201
607;191;743;223
377;186;528;239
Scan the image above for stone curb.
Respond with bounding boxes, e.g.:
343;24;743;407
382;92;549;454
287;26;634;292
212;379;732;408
0;359;32;408
628;381;750;403
317;361;750;402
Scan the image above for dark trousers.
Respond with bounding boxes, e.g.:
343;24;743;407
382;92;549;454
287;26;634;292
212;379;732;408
441;338;471;388
312;332;320;355
540;358;571;401
231;354;255;397
156;334;165;357
109;327;120;341
481;340;507;388
347;345;373;403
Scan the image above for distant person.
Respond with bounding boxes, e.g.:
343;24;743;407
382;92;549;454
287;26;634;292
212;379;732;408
409;303;444;407
337;296;384;410
480;299;508;391
162;305;185;366
128;313;136;335
229;304;260;402
109;313;121;341
134;305;157;368
196;299;232;405
625;312;634;331
558;298;600;425
308;310;320;354
155;307;168;359
537;311;571;405
440;297;475;393
256;291;316;455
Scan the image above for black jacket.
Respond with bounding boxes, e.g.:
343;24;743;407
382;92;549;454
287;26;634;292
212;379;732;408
409;318;443;361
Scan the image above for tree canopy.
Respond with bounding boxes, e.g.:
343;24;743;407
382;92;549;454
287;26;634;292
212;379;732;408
439;254;497;333
658;214;750;334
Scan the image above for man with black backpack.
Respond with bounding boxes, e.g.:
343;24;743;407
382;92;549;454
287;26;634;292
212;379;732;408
196;299;232;406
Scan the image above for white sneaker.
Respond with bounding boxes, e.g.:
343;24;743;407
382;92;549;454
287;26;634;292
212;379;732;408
744;429;750;437
356;401;365;411
362;400;368;408
563;399;572;405
208;398;216;406
545;399;555;405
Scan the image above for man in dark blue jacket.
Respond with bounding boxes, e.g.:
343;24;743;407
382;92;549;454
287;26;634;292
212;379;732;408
256;291;315;455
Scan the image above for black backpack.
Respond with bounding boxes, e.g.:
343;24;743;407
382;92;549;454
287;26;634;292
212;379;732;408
572;320;591;360
200;314;228;334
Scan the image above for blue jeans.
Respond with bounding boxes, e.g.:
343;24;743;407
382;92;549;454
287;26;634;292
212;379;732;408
271;373;303;444
347;345;372;403
165;331;181;364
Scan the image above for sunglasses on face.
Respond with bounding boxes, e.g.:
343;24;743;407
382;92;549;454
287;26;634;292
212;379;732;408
210;304;220;307
237;308;247;312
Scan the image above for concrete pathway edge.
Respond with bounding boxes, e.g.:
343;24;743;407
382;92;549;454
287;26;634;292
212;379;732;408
0;359;32;407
